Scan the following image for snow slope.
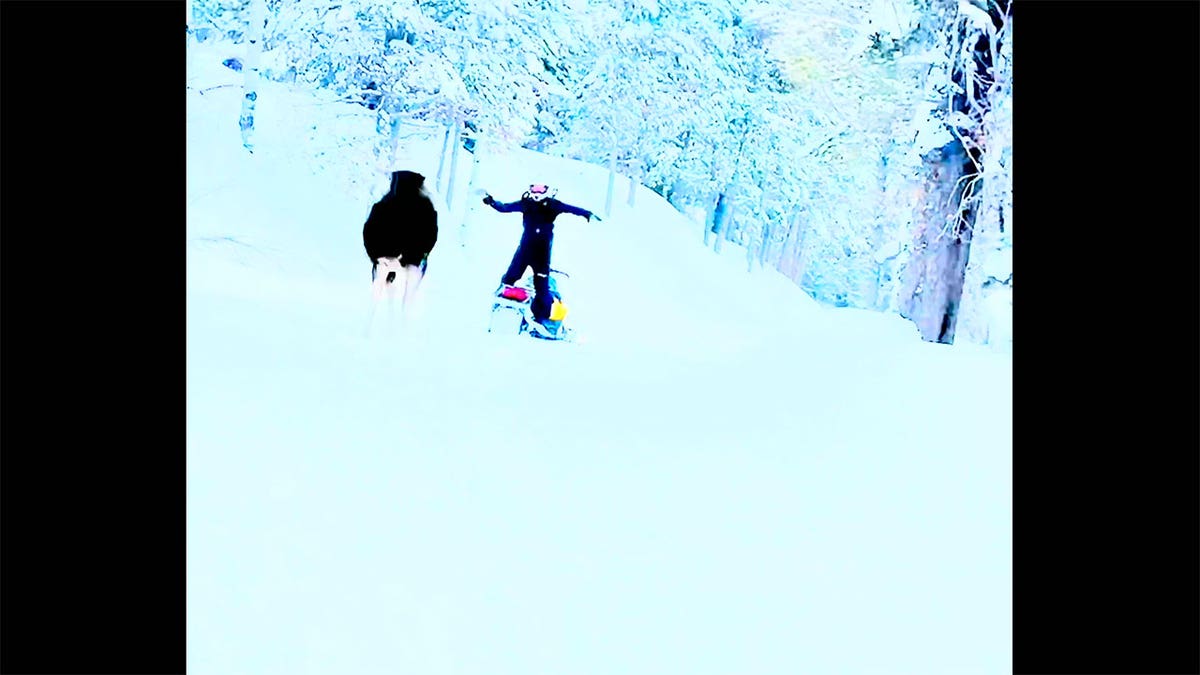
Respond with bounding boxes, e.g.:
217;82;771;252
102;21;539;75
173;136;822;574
187;40;1013;675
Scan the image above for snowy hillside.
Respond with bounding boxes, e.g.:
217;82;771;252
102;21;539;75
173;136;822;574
188;40;1012;675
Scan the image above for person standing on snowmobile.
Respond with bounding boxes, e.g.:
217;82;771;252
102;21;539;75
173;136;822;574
482;184;599;337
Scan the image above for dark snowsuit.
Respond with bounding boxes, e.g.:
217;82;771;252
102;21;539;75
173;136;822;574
363;170;438;282
485;195;592;320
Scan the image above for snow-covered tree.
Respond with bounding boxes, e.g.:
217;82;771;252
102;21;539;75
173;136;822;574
941;0;1012;349
238;0;267;151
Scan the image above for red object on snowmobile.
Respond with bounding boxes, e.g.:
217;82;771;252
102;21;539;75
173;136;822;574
499;286;529;302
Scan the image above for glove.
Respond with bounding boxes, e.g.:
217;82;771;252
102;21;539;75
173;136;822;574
588;212;602;223
482;194;494;205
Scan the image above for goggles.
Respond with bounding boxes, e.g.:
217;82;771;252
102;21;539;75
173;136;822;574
528;184;551;201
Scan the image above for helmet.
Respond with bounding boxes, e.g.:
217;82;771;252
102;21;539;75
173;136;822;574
525;183;554;202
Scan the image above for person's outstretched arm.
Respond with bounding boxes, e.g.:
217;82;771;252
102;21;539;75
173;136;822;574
554;199;599;221
483;194;523;213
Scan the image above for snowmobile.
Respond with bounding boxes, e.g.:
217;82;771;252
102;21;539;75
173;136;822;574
487;268;575;342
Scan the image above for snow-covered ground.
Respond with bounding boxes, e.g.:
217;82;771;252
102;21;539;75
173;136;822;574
187;40;1012;675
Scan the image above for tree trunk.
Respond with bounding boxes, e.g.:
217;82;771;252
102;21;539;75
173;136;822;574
754;191;771;270
701;156;720;245
756;219;772;271
237;0;266;151
899;0;1011;344
747;224;756;272
780;206;803;271
436;123;453;192
467;131;484;194
626;166;638;207
701;193;713;245
959;166;1011;347
788;210;810;283
898;140;974;343
712;126;750;254
945;0;1011;349
605;150;617;217
374;102;399;167
446;118;463;210
714;200;734;254
706;192;726;248
746;205;761;271
777;208;799;278
794;222;812;287
462;130;493;245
